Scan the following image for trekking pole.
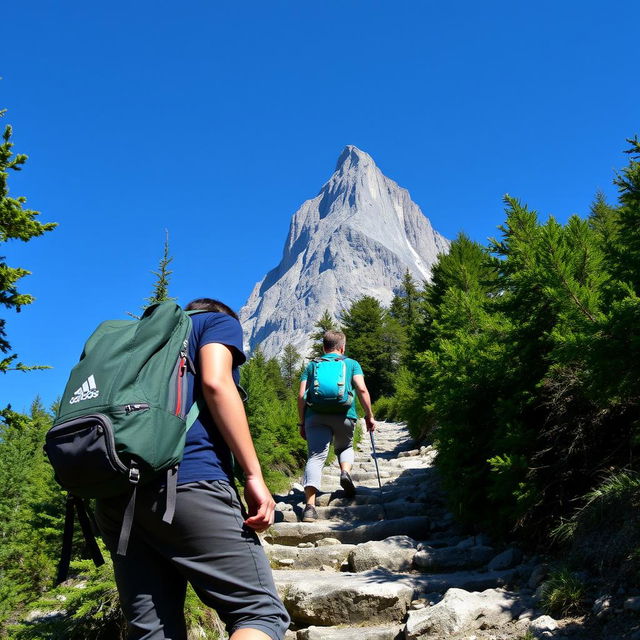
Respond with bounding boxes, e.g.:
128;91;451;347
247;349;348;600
369;429;388;520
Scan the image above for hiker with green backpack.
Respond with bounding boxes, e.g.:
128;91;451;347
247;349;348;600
297;330;376;522
45;299;289;640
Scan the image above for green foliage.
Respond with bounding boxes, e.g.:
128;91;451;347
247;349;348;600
553;470;640;543
0;109;56;372
0;402;66;628
539;567;585;617
241;349;306;493
371;396;397;422
612;136;640;291
341;296;402;400
377;138;640;543
390;270;421;333
308;309;337;358
8;558;125;640
552;470;640;582
280;343;301;389
144;230;176;309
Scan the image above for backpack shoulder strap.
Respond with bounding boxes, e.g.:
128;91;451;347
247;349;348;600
185;396;203;429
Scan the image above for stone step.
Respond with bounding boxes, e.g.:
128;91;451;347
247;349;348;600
275;487;407;508
309;486;417;507
275;569;413;626
322;469;393;481
275;566;521;626
329;457;433;472
274;499;442;525
265;515;431;546
265;542;354;570
281;484;439;508
296;624;403;640
319;469;435;491
310;499;436;523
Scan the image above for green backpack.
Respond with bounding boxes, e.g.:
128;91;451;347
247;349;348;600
45;302;203;581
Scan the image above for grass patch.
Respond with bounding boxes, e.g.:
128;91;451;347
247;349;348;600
540;567;585;616
550;469;640;584
553;470;640;543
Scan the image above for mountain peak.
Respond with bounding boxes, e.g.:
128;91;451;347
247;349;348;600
335;145;372;171
239;148;450;358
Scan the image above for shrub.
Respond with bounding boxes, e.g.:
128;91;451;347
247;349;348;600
372;396;396;422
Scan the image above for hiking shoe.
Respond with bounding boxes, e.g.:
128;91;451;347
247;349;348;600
340;470;356;498
301;504;318;522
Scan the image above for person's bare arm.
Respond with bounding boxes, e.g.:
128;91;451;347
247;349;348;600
352;374;376;432
199;342;274;532
297;380;307;439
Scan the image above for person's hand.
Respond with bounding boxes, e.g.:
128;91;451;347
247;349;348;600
365;415;376;432
298;422;306;440
243;475;275;532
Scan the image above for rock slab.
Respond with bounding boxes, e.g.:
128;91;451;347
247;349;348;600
404;587;522;638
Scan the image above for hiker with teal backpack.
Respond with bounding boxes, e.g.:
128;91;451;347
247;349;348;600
297;330;376;522
46;298;289;640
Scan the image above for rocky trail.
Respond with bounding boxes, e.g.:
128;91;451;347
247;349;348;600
262;422;613;640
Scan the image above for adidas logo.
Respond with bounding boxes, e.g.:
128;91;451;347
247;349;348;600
69;375;100;404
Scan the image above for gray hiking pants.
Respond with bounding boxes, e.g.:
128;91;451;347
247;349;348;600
303;413;356;490
95;480;289;640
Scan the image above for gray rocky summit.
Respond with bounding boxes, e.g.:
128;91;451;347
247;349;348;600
240;145;449;358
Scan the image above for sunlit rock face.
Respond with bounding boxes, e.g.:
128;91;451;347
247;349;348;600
239;145;449;358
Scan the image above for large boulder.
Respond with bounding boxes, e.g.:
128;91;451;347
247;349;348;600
348;536;418;572
487;547;523;570
277;570;413;625
529;615;558;636
404;588;521;638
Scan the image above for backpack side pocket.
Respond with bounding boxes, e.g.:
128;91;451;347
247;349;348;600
45;414;129;498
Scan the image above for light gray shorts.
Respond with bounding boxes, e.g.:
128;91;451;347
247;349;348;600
303;413;356;490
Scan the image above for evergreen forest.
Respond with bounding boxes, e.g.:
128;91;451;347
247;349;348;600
1;105;640;636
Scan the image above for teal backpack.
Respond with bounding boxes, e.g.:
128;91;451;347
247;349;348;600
305;356;354;413
45;302;204;582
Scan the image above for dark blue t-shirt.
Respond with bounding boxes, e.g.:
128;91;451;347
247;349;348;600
177;312;247;485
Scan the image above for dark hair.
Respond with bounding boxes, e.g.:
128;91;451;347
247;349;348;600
184;298;239;320
323;330;345;352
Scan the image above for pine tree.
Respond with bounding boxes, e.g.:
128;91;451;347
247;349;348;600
144;230;176;308
389;269;420;329
0;109;56;372
0;400;65;622
280;343;301;389
341;296;399;400
612;136;640;292
308;309;337;358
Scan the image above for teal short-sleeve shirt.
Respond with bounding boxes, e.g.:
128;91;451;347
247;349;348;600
301;353;363;420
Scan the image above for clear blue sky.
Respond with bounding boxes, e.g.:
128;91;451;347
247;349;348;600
2;1;638;412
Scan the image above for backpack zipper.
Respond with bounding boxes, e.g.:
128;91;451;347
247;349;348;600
174;353;187;416
123;403;150;414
